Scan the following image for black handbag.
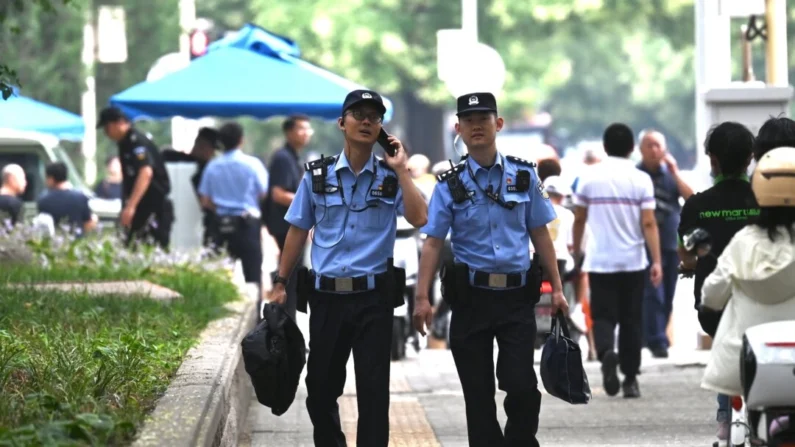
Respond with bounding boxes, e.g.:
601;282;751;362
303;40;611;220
241;303;307;415
540;310;592;405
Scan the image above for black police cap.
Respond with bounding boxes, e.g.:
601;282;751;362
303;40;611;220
96;106;128;128
456;92;497;116
342;89;386;116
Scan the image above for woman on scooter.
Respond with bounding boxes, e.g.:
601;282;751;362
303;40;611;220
677;122;759;442
701;146;795;440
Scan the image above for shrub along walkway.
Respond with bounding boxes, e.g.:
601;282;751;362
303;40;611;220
0;261;240;446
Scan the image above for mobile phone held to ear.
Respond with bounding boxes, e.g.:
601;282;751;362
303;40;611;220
378;128;397;157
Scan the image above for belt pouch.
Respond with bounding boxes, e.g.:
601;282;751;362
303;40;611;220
440;261;457;307
217;215;241;235
295;267;310;313
453;263;471;307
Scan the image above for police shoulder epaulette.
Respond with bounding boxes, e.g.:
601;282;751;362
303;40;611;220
376;158;395;173
506;155;537;168
436;160;466;182
304;155;336;172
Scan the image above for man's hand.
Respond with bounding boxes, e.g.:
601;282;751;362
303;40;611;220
270;284;287;306
552;290;569;315
412;294;434;336
383;135;408;171
650;262;663;287
120;205;135;227
663;153;679;175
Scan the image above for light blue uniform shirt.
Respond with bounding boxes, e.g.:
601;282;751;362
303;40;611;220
198;149;269;218
285;151;405;280
421;153;556;282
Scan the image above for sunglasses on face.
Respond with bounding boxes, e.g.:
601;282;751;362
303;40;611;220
346;109;384;124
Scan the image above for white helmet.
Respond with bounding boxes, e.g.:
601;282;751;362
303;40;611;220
752;146;795;207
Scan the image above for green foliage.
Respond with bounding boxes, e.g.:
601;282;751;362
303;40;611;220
8;0;795;167
0;0;83;101
0;230;239;446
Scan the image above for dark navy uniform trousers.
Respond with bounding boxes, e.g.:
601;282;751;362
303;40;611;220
305;289;393;447
450;287;542;447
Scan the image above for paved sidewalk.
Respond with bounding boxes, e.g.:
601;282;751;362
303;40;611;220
240;346;716;447
251;231;717;446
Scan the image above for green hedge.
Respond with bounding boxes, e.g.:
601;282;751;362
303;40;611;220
0;227;240;446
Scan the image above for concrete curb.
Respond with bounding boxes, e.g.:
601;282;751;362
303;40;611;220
132;286;257;447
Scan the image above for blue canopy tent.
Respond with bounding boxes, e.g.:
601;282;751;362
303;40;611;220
0;90;85;141
109;23;393;122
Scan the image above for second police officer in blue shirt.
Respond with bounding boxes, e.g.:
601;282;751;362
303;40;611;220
414;92;568;447
269;90;428;447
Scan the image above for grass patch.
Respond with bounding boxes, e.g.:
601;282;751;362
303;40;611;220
0;228;240;446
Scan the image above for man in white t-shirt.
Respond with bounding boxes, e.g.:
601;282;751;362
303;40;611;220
572;123;662;400
542;175;574;271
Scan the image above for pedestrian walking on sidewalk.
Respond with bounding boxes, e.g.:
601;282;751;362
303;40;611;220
269;90;428;447
637;129;694;359
413;92;567;447
263;114;314;319
572;123;663;399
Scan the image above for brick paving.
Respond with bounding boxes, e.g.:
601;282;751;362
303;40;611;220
240;340;717;447
245;233;717;446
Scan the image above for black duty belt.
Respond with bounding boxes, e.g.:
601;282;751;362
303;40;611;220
472;271;524;289
317;274;372;293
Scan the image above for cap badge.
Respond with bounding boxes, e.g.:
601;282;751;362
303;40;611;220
468;95;479;105
362;92;372;99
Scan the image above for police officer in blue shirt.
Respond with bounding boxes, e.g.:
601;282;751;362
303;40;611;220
413;92;568;447
269;90;428;447
198;122;269;306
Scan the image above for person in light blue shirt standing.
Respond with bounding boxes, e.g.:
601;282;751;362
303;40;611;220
413;92;568;447
198;122;269;308
269;90;428;447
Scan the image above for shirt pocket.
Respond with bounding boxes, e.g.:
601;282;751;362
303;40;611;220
503;192;531;228
451;198;485;232
364;196;396;229
313;193;345;230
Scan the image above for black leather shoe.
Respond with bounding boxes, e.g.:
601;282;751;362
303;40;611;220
650;347;669;359
622;377;641;398
601;351;620;397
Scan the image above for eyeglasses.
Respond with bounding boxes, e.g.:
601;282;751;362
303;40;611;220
346;109;383;124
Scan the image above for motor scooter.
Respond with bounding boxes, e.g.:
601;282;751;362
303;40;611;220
391;215;420;360
681;228;795;447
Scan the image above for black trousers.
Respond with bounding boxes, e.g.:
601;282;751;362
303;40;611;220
219;216;263;286
273;231;301;320
126;198;173;250
449;288;542;447
305;289;392;447
589;270;645;378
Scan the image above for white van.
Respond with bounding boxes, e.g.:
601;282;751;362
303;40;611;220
0;128;120;224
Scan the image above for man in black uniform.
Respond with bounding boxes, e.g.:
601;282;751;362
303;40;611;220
677;121;758;440
98;107;173;249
